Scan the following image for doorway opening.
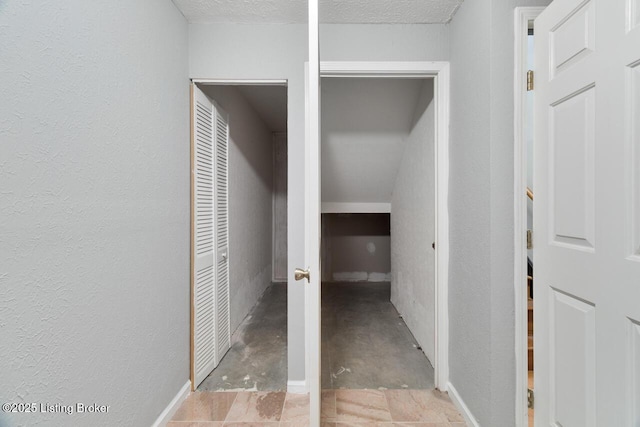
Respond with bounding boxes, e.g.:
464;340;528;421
190;82;289;392
319;77;437;390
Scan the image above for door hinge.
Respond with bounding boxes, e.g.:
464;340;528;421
527;229;533;250
527;388;534;409
527;70;534;91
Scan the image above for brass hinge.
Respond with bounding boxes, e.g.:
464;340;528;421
527;70;534;91
527;229;533;250
527;388;534;409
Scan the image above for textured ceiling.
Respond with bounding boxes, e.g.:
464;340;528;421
172;0;464;24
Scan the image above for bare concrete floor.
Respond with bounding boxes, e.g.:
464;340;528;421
198;283;288;391
322;282;434;389
198;281;434;391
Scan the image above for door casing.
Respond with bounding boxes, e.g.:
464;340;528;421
189;79;288;391
306;60;451;392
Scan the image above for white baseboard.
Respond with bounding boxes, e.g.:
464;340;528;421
151;380;191;427
446;381;479;427
287;380;307;394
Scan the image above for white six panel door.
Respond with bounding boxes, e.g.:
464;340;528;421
191;85;231;388
534;1;640;425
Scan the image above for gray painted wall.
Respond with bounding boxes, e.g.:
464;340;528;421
320;24;450;61
273;132;288;282
448;1;551;425
321;78;423;204
0;1;189;426
189;22;449;383
321;214;391;282
200;85;274;335
325;236;391;282
449;2;493;423
390;80;436;364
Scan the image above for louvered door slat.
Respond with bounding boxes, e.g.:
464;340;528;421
192;87;231;389
213;105;231;363
192;86;216;388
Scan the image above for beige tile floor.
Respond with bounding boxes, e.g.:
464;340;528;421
169;389;466;426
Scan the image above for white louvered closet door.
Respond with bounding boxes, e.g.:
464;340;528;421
212;103;231;365
192;85;216;388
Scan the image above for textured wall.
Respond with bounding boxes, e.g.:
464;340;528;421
200;86;274;335
390;80;436;364
448;2;493;424
320;24;450;61
0;1;189;426
327;236;391;281
447;1;551;425
321;214;391;282
321;78;422;204
189;22;449;384
273;132;288;282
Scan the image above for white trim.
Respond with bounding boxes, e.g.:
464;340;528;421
514;7;545;427
433;63;450;392
447;381;480;427
316;61;450;391
304;61;313;408
151;380;191;427
192;79;287;85
320;61;446;78
287;380;308;394
306;2;322;426
321;202;391;213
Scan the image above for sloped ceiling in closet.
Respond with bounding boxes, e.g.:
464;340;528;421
237;85;287;133
172;0;463;24
321;78;426;204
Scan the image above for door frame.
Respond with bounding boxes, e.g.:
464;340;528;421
189;79;288;391
513;7;545;427
315;61;451;391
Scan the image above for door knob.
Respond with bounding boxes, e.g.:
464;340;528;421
294;267;310;283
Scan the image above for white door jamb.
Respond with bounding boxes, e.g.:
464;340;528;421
513;8;545;427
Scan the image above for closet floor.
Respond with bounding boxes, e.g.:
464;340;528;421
198;283;288;392
198;282;434;391
322;282;434;390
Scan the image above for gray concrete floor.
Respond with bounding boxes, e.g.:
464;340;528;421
198;283;288;391
198;281;434;392
322;282;434;389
